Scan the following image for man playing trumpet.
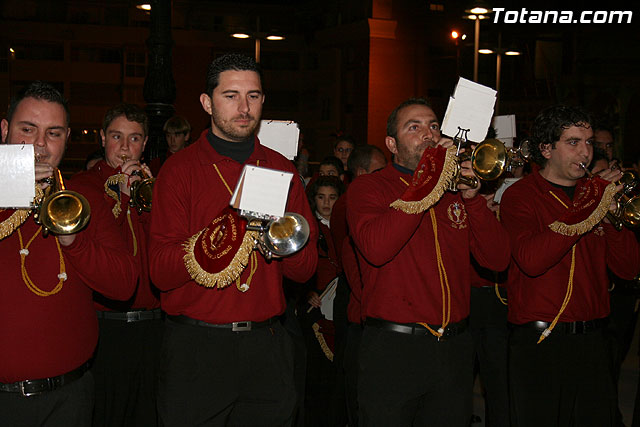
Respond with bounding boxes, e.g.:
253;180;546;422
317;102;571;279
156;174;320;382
500;105;640;426
0;83;138;425
347;97;511;425
73;103;161;426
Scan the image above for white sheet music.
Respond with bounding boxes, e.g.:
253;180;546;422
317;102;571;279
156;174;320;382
230;165;293;218
0;145;35;208
257;120;300;160
441;77;497;142
492;115;517;148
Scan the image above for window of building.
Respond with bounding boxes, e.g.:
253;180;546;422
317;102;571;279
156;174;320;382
125;50;147;78
11;43;64;61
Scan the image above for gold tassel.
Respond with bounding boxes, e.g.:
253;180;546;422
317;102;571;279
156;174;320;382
549;183;617;236
0;209;31;241
390;146;458;214
104;174;127;218
312;322;334;361
183;229;259;289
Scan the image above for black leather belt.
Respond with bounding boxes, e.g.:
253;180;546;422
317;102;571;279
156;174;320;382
0;362;89;397
167;314;277;332
96;308;163;323
366;317;468;340
512;317;608;334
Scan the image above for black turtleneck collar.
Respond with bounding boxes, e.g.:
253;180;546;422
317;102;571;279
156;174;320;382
207;128;255;164
392;162;414;175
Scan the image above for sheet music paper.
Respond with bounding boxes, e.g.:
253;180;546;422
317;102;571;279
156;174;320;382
230;165;293;218
441;77;497;142
0;144;35;208
257;120;300;160
319;277;339;321
492;115;517;148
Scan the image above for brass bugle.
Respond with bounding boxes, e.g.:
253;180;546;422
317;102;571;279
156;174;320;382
34;168;91;236
129;167;154;213
246;213;310;260
579;163;640;230
453;138;530;189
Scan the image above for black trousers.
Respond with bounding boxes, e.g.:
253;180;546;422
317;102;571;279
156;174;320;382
344;322;363;427
0;371;94;427
91;316;163;427
469;286;510;427
358;325;474;427
509;326;617;427
157;318;296;427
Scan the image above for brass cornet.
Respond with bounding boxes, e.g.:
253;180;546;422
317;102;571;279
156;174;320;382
452;138;530;189
121;155;154;213
579;163;640;230
246;213;310;260
34;168;91;236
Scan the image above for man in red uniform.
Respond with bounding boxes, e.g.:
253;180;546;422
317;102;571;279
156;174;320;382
347;98;511;425
0;82;137;426
500;105;640;426
149;53;318;426
75;103;161;426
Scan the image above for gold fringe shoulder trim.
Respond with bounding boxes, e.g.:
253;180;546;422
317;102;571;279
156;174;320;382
183;228;258;289
312;322;334;361
390;146;458;214
104;174;127;218
0;209;30;241
548;183;617;236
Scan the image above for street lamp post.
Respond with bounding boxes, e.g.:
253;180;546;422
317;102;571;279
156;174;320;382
464;6;491;82
231;17;284;63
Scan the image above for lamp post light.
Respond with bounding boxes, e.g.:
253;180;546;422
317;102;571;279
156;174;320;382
464;5;491;82
479;38;521;114
231;18;284;63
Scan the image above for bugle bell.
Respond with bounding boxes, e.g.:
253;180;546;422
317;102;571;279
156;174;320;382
453;138;530;189
34;168;91;236
579;164;640;230
246;213;310;260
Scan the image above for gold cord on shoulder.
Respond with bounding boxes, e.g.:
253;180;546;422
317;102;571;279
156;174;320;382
126;208;138;257
18;227;66;297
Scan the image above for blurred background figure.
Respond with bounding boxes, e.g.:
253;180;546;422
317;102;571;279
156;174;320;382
149;115;191;176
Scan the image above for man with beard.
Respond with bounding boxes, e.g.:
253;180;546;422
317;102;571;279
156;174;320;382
0;82;137;426
347;98;511;425
149;53;318;426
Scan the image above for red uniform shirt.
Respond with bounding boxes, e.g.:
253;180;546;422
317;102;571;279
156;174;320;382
0;178;138;383
501;168;640;324
149;130;318;323
329;194;348;272
342;237;363;323
74;160;159;310
347;164;511;324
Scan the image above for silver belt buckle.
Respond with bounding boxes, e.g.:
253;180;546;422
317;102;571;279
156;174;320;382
20;380;40;397
126;311;142;322
232;321;252;332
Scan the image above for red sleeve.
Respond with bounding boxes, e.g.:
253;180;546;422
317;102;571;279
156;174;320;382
603;223;640;280
280;167;319;283
329;195;348;271
501;183;581;277
64;178;139;300
464;195;511;272
346;175;423;267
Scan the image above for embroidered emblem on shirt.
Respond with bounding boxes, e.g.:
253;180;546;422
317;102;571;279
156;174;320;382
447;202;468;229
593;225;605;237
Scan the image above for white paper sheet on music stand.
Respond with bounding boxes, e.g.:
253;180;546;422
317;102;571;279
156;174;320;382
230;165;293;218
319;277;339;321
492;115;516;148
0;145;35;208
441;77;497;142
257;120;300;160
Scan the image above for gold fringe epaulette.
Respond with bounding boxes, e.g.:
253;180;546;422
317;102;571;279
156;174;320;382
104;174;127;218
183;229;258;289
312;322;334;361
548;183;617;236
390;146;458;214
0;209;30;241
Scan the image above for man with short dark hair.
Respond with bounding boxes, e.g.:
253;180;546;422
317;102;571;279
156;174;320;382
149;53;318;426
347;97;510;425
501;105;640;426
0;82;137;426
75;103;161;426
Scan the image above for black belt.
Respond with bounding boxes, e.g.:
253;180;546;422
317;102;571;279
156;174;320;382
365;317;468;340
512;317;608;334
0;362;89;397
167;314;277;332
96;308;163;322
